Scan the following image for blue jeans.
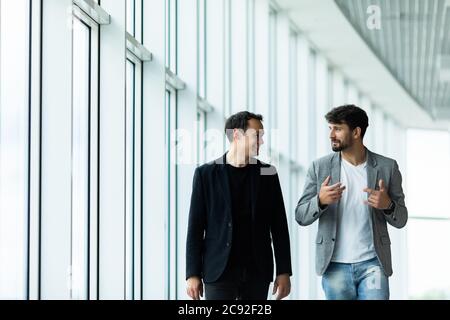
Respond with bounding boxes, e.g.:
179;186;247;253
322;257;389;300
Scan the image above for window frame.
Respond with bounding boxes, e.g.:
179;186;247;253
124;0;148;298
70;7;100;301
124;49;144;300
164;86;178;300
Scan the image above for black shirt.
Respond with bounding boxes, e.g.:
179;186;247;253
220;163;257;281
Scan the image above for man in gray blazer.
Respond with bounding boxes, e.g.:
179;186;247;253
296;105;407;300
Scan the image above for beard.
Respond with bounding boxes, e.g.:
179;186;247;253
331;139;349;152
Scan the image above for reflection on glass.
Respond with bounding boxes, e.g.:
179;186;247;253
0;0;29;300
71;17;90;300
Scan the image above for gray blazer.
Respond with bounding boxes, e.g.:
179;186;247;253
295;149;407;277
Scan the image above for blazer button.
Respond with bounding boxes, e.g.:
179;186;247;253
228;222;232;227
332;238;335;242
226;242;230;247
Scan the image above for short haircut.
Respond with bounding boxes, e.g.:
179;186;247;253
224;111;264;142
325;104;369;138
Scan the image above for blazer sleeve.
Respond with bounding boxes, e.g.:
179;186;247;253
186;167;207;280
384;161;408;228
270;171;292;277
295;162;329;226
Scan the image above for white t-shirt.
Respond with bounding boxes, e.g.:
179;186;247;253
331;156;377;263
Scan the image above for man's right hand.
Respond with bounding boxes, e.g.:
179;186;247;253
187;276;203;300
319;176;346;207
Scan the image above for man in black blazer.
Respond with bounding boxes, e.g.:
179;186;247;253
186;111;292;300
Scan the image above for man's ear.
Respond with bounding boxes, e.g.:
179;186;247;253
354;127;362;139
233;128;244;141
232;128;239;142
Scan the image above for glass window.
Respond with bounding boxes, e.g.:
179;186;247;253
406;129;450;299
71;17;90;300
347;83;360;106
331;70;345;107
223;0;232;117
165;88;178;299
327;67;333;112
70;11;99;300
198;0;206;99
231;0;247;112
196;110;207;165
268;8;277;152
296;36;310;167
125;59;136;300
125;52;143;300
315;55;329;158
289;29;298;163
125;0;145;301
166;0;177;71
407;219;450;299
0;0;30;300
407;130;450;219
372;106;385;154
342;78;349;104
196;0;208;166
126;0;136;37
308;50;317;159
205;0;224;116
165;0;179;299
126;0;142;42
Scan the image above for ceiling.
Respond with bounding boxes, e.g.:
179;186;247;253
335;0;450;121
276;0;450;130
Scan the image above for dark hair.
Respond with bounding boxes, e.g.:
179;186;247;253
325;105;369;138
224;111;264;142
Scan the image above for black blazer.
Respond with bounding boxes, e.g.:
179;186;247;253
186;154;292;283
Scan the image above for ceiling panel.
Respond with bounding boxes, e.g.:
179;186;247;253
335;0;450;120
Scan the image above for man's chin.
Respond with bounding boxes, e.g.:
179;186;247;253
332;146;343;152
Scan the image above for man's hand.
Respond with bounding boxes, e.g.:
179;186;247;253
186;276;203;300
272;274;291;300
319;176;346;207
363;179;392;210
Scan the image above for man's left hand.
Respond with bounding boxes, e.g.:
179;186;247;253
272;273;291;300
363;179;392;210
